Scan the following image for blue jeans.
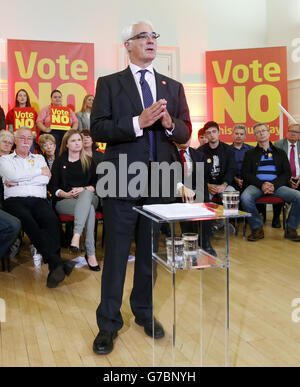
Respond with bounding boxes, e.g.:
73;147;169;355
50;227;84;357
0;209;21;260
241;185;300;230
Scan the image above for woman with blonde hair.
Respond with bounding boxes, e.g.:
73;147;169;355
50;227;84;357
48;129;100;271
76;94;94;131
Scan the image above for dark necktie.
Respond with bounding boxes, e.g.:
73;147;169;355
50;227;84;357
180;149;188;176
139;69;156;161
290;144;296;177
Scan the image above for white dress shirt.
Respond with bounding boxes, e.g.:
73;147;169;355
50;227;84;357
0;152;49;199
177;146;193;192
287;140;300;177
129;62;174;137
129;62;157;137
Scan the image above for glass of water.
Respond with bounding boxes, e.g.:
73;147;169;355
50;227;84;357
182;233;198;266
166;237;184;268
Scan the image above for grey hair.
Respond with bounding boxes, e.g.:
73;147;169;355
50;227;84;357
121;20;154;43
14;126;33;138
0;130;14;143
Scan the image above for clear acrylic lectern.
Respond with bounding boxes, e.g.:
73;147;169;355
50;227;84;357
133;203;250;367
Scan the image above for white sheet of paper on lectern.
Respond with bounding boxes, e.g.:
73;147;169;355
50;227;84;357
142;203;216;220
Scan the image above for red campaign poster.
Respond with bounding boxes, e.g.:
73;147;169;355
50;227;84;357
7;39;94;114
206;47;288;143
14;107;37;132
50;106;71;130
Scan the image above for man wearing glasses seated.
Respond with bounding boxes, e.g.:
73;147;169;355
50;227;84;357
275;123;300;191
0;126;75;287
241;122;300;242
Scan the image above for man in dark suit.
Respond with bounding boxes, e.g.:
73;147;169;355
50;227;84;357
91;21;191;355
275;123;300;191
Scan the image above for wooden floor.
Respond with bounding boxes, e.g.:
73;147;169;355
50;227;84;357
1;214;300;367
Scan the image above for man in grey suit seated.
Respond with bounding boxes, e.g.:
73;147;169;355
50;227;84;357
275;123;300;191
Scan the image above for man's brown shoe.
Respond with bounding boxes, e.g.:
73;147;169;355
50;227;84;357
247;226;264;241
285;227;300;242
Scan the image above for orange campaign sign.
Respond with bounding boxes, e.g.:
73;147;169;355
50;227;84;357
96;142;107;153
50;106;71;130
206;47;288;143
14;107;36;131
7;39;94;114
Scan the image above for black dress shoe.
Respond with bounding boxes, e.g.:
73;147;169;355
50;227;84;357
272;217;281;228
69;245;79;254
85;255;100;271
63;259;76;276
135;317;165;339
46;265;65;288
93;330;118;355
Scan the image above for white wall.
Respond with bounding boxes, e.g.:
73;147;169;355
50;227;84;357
0;0;267;82
265;0;300;122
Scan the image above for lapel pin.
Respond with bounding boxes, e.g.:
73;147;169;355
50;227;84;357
162;80;167;85
63;165;66;169
207;158;212;163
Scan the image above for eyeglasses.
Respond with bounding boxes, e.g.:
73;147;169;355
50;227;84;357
1;140;14;146
288;130;300;134
127;32;160;41
16;136;33;141
254;128;269;135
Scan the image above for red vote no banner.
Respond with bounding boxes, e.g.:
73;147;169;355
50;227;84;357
206;47;288;143
7;39;94;114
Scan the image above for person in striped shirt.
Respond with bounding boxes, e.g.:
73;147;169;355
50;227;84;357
241;122;300;242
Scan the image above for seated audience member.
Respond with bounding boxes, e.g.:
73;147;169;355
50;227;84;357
37;89;78;155
81;128;104;166
48;129;100;271
39;133;73;247
230;124;253;191
200;121;237;199
0;131;22;260
231;124;282;228
6;89;38;153
38;134;56;170
198;127;208;147
0;105;5;130
173;136;216;256
0;131;15;203
241;122;300;242
0;131;14;157
275;123;300;191
76;95;94;131
0;126;75;287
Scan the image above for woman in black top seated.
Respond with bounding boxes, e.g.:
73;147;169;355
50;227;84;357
49;129;100;271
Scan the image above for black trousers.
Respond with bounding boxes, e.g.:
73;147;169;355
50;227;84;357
4;197;63;271
96;197;160;332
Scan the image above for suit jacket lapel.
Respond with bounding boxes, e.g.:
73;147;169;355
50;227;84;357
155;70;168;101
284;138;289;154
119;67;143;113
